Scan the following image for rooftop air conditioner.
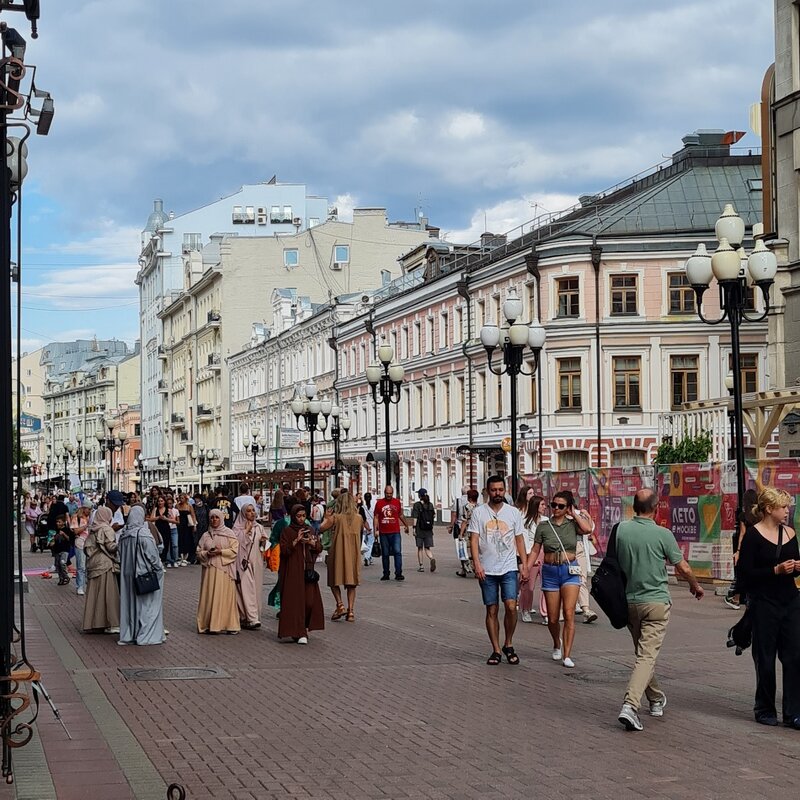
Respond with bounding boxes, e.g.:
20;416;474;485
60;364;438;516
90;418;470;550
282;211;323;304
332;261;344;271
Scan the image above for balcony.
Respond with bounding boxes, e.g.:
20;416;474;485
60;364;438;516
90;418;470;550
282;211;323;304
157;379;168;393
207;310;221;327
197;403;213;417
180;430;192;443
170;413;185;428
207;353;221;370
157;345;168;360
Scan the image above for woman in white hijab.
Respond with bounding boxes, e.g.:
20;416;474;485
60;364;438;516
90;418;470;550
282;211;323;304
118;504;165;646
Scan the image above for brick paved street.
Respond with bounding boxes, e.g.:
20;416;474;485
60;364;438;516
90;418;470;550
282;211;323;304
6;529;800;799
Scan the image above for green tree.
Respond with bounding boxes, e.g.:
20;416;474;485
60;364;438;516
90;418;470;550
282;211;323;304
653;429;714;465
12;426;30;465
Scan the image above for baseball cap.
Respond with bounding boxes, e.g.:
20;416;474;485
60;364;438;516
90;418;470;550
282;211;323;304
106;489;125;506
417;488;428;497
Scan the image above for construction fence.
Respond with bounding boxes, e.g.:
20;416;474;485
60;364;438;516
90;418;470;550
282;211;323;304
522;459;800;581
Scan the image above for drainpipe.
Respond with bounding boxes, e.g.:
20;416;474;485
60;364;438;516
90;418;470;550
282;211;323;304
456;275;474;484
524;250;544;470
365;309;378;454
590;238;603;468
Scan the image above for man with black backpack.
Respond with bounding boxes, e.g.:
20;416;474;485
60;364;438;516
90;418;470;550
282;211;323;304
412;489;437;573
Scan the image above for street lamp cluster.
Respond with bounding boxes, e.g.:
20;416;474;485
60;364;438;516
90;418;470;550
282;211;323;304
94;419;127;491
480;286;546;495
244;427;266;474
366;343;404;489
685;203;777;524
291;380;350;494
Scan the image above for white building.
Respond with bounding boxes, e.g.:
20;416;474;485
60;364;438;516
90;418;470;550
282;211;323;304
135;182;331;477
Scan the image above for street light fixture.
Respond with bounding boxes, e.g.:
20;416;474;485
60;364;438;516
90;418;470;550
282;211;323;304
158;452;172;486
320;403;351;489
61;440;71;489
685;203;777;526
480;285;546;496
244;425;265;475
117;427;128;491
195;447;210;492
292;381;324;495
366;340;404;490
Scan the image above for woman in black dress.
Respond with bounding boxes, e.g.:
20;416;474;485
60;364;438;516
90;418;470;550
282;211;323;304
738;487;800;728
176;492;197;566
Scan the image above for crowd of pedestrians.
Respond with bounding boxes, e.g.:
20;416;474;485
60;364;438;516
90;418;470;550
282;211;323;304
20;475;800;732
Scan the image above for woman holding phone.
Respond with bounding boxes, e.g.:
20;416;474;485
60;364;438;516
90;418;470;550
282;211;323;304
526;490;593;668
196;509;240;635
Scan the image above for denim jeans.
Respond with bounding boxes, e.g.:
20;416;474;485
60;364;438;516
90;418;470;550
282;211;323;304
380;533;402;577
55;551;69;582
167;529;178;565
362;531;375;561
74;546;86;591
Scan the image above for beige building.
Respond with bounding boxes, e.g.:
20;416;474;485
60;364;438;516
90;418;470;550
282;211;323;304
156;209;437;479
13;348;46;469
42;341;140;489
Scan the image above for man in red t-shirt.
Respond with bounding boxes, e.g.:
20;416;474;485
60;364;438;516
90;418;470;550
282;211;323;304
374;485;410;581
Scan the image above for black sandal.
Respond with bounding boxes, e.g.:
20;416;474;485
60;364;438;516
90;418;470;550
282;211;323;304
502;645;520;665
486;651;502;665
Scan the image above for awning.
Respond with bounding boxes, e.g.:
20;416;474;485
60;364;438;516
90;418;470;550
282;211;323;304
456;444;504;458
284;462;306;470
365;452;399;463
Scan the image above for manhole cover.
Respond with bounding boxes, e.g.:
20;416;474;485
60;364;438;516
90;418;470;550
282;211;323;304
119;667;230;681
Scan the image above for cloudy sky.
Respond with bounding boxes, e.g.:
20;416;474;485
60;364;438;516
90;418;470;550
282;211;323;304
14;0;774;352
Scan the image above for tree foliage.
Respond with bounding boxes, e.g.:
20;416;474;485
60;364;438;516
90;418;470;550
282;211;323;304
653;429;714;466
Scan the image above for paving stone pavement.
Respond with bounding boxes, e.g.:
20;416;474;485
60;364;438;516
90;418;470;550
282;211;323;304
5;529;800;799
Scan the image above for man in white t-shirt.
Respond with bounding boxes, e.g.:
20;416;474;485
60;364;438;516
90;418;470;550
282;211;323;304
468;474;527;666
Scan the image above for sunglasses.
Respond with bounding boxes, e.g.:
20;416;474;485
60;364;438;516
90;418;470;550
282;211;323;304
550;502;568;510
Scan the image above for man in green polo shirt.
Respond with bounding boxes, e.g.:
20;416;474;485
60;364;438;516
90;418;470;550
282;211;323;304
615;488;704;732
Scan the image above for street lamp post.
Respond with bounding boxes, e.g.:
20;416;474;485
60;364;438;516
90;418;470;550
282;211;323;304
366;342;404;490
75;431;84;485
94;427;107;490
291;382;325;496
195;448;209;492
61;441;70;489
45;442;51;491
158;452;172;486
479;286;546;497
117;427;127;492
244;426;265;475
685;203;777;526
320;404;351;489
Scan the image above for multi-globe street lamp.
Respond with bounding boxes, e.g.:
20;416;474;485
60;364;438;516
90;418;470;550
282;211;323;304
366;342;404;490
319;403;351;489
479;286;546;496
60;441;70;489
194;447;215;492
291;382;327;496
244;426;265;475
159;452;172;486
685;203;777;525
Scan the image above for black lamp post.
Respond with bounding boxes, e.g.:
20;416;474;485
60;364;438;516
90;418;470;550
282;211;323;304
320;404;351;489
292;382;325;496
195;447;214;493
75;431;86;486
366;341;404;491
159;452;172;486
479;286;546;497
45;442;51;491
685;204;777;526
244;426;265;475
60;441;70;489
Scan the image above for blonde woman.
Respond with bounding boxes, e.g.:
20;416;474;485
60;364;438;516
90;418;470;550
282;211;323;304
320;489;365;621
738;487;800;728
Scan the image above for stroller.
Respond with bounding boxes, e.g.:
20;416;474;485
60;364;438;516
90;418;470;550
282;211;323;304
35;515;51;554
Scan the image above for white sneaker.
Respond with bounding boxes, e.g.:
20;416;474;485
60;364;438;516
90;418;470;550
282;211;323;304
649;695;667;717
618;703;643;731
541;616;549;625
297;636;308;645
104;626;120;634
76;587;85;596
551;648;562;661
521;611;532;623
583;611;598;624
563;657;575;668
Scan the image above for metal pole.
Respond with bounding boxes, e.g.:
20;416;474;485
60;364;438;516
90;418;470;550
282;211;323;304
384;385;391;490
727;285;747;525
510;367;518;496
334;427;340;487
309;425;315;496
591;242;603;468
0;46;13;760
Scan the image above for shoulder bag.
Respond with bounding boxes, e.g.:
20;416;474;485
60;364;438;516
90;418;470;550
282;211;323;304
547;519;582;575
590;522;629;629
134;529;160;595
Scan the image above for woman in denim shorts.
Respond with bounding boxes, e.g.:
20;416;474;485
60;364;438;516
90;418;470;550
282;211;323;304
526;491;594;668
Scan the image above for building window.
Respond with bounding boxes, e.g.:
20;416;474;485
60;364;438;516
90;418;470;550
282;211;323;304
425;318;434;353
557;358;582;410
454;376;464;422
270;205;281;223
529;370;537;414
283;205;293;223
440;312;449;349
284;249;299;267
309;217;320;228
668;272;695;313
454;306;463;344
610;274;638;315
670;355;698;408
476;371;486;419
559;450;588;470
728;353;759;394
495;375;503;417
611;449;646;466
334;245;350;264
613;356;641;409
556;277;580;318
477;299;485;329
244;206;255;222
413;322;421;356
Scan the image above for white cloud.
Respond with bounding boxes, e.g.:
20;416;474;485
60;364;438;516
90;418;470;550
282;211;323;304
443;111;486;141
333;194;357;222
25;264;138;309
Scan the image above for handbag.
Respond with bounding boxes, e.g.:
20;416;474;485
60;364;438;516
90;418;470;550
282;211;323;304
134;528;160;595
371;538;382;558
455;537;469;562
548;520;582;575
590;523;629;629
304;568;320;584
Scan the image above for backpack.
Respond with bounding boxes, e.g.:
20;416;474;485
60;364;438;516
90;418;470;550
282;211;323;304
310;503;324;522
590;523;629;629
417;503;435;531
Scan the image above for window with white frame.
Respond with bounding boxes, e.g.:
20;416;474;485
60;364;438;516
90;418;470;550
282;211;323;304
440;312;449;349
453;306;463;343
413;322;421;356
334;245;350;264
284;249;299;267
425;317;434;353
